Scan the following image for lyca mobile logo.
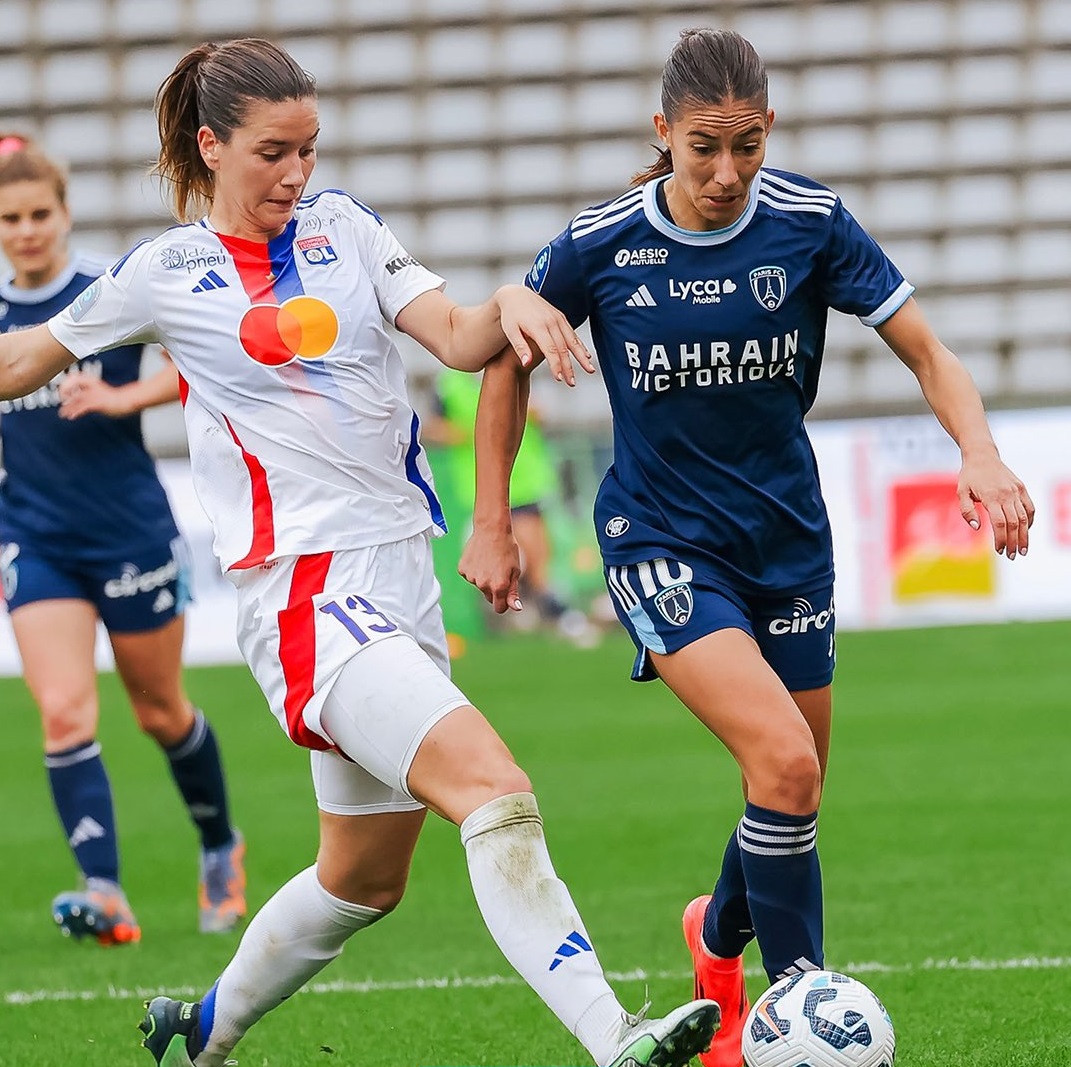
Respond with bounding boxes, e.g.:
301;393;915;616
669;278;738;304
615;247;669;268
768;597;833;635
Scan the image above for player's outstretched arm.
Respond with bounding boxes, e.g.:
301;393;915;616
458;349;536;613
0;323;77;401
396;285;595;384
877;297;1035;559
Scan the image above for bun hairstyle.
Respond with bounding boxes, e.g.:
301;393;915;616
154;38;317;221
632;28;768;186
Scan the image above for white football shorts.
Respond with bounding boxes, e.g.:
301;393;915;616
229;531;470;814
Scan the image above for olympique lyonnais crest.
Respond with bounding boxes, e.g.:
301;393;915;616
655;583;693;626
749;265;787;311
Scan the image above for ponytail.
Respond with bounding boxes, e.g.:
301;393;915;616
631;146;674;188
154;44;217;221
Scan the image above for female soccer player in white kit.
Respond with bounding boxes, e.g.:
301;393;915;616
0;38;719;1067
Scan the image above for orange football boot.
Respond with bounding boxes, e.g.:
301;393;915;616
682;895;749;1067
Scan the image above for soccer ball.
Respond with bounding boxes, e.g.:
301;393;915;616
742;970;895;1067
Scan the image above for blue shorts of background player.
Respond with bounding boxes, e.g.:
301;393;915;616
3;538;191;632
603;557;835;691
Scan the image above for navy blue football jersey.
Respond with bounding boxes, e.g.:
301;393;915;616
0;253;179;560
525;168;913;594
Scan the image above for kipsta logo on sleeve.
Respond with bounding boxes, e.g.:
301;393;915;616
749;266;787;311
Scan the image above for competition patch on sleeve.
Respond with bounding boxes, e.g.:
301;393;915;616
527;243;552;292
68;278;102;322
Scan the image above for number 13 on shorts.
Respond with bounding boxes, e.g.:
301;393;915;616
318;594;398;645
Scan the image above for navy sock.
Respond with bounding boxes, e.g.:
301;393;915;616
702;827;754;958
46;740;120;884
738;801;824;982
165;710;234;851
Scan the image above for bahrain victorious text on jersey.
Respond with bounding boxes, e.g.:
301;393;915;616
48;191;447;572
525;167;914;594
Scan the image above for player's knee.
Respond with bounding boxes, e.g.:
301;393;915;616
319;868;408;915
353;884;406;915
481;759;532;800
754;747;822;814
39;692;96;749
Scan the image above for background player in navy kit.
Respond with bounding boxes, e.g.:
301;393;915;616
460;28;1035;1067
0;133;245;942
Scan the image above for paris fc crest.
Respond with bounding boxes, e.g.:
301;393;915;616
654;584;693;626
749;265;787;311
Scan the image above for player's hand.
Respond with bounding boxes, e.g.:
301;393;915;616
494;284;595;387
958;451;1035;560
58;371;131;419
459;524;523;613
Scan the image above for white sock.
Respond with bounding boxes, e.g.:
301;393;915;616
195;866;381;1067
460;792;628;1065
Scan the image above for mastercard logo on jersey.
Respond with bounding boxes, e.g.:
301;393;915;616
238;296;340;367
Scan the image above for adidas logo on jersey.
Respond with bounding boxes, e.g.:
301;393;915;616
191;270;229;293
625;285;657;307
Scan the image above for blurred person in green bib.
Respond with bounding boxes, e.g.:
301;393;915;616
427;369;597;644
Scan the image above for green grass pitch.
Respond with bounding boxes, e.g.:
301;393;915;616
1;622;1070;1066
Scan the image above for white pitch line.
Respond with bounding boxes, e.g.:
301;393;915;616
5;956;1071;1006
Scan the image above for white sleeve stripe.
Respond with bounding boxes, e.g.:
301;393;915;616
760;171;838;202
859;279;915;326
571;200;646;239
759;178;838;207
572;188;644;226
757;193;833;216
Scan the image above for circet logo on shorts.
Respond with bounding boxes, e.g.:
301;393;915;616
238;296;340;367
605;516;630;537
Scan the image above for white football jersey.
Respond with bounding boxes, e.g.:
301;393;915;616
48;190;447;572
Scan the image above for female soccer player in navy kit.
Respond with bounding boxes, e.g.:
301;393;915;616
0;41;719;1067
460;29;1034;1067
0;133;245;943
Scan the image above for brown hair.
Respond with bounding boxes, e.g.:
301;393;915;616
0;132;68;204
154;38;316;221
632;28;769;186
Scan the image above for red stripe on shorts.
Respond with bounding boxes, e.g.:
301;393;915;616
279;552;334;750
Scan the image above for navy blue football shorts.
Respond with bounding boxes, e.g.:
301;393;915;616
603;557;835;691
0;537;191;634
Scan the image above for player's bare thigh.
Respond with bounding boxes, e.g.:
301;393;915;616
650;627;822;815
109;615;194;747
407;703;531;825
10;598;100;751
